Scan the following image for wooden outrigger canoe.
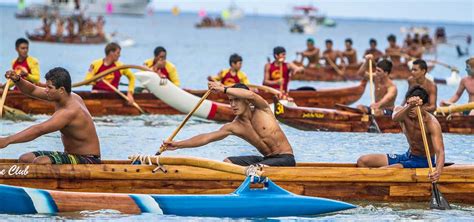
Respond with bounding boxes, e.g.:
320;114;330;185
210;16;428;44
1;80;365;117
0;157;472;204
274;101;474;134
26;32;107;44
291;63;434;81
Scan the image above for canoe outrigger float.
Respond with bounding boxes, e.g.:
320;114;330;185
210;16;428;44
0;157;472;205
0;175;354;216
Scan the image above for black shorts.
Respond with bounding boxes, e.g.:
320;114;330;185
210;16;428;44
227;154;295;166
32;151;101;164
363;105;393;116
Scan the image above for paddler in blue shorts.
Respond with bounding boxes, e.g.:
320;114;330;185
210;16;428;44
356;86;446;182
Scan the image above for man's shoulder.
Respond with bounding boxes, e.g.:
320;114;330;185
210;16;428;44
91;59;103;66
27;56;39;64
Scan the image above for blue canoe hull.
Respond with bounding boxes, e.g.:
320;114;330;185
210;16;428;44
0;176;355;217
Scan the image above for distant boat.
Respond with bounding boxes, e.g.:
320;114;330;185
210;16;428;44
17;0;150;17
285;5;336;34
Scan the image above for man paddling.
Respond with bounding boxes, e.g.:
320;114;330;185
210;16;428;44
85;42;136;103
162;82;295;167
385;34;402;65
0;68;101;164
263;46;303;93
356;55;398;116
440;57;474;115
364;38;384;62
208;53;250;86
357;86;445;182
144;46;180;86
296;38;320;68
341;38;358;65
406;59;437;112
322;39;345;69
1;38;40;90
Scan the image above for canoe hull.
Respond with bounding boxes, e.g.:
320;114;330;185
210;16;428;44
26;33;107;44
275;102;474;134
1;81;365;117
0;159;472;204
0;176;354;216
292;63;434;81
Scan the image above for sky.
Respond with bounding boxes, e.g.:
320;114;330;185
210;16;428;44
2;0;473;23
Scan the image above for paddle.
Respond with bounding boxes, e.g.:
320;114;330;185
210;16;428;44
156;89;212;155
0;79;12;118
416;106;451;210
279;58;285;93
102;80;146;114
367;59;382;133
326;57;346;80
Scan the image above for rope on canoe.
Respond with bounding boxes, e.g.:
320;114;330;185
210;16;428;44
129;154;167;173
437;104;454;120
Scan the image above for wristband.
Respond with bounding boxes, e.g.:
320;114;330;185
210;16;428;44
224;87;228;94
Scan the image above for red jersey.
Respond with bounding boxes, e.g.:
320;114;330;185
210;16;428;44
264;62;289;92
92;62;121;92
220;70;241;86
12;59;31;77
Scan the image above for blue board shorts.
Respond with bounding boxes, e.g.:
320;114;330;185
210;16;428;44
387;151;435;168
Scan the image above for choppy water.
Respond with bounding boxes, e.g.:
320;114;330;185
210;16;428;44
1;5;473;221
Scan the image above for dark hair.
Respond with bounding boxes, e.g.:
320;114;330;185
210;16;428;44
325;39;333;44
307;38;314;44
405;86;428;105
45;67;72;94
345;38;353;45
369;38;377;45
231;83;249;90
466;58;474;64
413;59;428;73
273;46;286;56
153;46;166;57
387;34;396;42
229;53;242;66
105;42;121;55
15;38;29;48
377;59;393;74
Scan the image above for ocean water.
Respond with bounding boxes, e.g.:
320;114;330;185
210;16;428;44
1;5;474;221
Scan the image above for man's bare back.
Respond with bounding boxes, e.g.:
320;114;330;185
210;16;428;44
0;68;100;164
57;93;100;156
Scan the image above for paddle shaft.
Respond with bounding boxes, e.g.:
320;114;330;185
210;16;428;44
279;61;284;93
102;80;145;114
416;106;434;172
368;59;376;115
158;90;212;154
327;58;344;76
0;79;12;118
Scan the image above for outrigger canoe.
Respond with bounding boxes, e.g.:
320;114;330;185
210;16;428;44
274;101;474;134
1;76;365;118
291;63;434;81
26;32;107;44
0;176;354;216
0;157;472;204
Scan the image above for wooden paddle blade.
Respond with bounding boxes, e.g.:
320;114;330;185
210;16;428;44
368;115;382;133
430;183;451;210
3;105;35;121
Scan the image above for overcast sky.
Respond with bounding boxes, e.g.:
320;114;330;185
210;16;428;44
2;0;473;23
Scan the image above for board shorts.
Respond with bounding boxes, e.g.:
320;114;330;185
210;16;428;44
387;151;435;168
32;151;101;164
364;105;393;116
227;154;295;166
